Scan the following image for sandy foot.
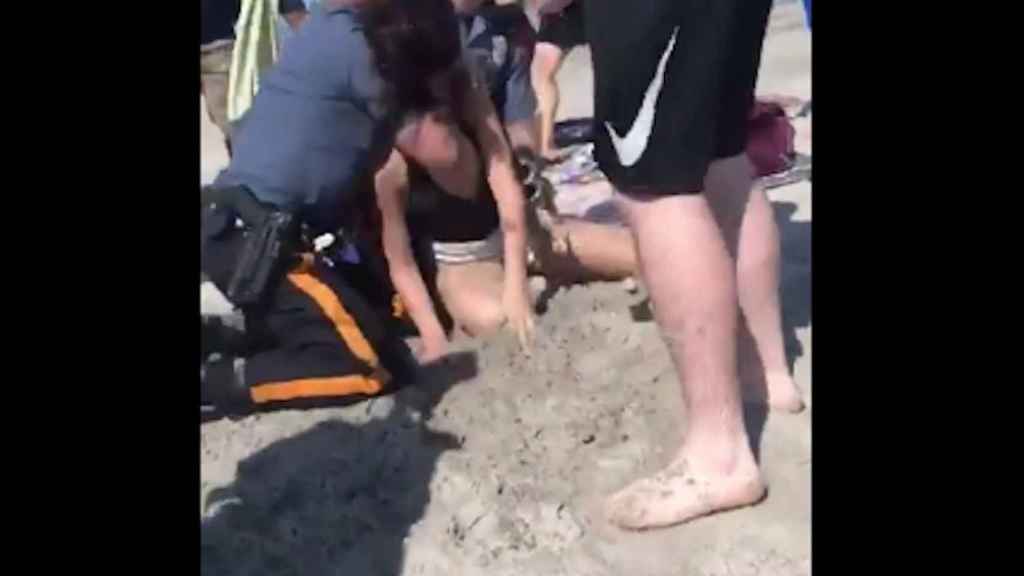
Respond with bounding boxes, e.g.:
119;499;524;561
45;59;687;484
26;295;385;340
605;456;766;530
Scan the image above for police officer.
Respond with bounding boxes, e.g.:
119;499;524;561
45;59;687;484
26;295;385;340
200;0;464;417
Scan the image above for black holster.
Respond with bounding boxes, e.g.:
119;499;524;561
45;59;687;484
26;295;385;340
201;186;301;309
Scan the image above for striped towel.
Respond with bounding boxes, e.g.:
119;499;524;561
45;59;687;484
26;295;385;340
227;0;281;123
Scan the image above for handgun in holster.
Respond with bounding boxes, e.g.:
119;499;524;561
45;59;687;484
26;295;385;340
201;186;301;309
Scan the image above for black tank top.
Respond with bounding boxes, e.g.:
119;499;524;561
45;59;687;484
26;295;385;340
404;133;500;243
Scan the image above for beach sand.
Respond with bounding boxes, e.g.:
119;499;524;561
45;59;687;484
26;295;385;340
200;4;811;574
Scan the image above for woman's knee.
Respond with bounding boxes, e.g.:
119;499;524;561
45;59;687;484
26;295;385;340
456;300;506;337
437;262;507;337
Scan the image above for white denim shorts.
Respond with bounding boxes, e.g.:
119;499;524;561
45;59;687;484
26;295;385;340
432;229;503;265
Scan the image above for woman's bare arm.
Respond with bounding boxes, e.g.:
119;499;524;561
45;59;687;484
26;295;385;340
374;148;449;359
460;68;534;348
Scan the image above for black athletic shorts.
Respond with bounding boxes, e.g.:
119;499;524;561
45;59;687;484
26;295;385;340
585;0;773;194
537;1;586;51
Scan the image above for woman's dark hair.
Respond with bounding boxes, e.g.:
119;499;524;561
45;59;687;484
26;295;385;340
360;0;462;113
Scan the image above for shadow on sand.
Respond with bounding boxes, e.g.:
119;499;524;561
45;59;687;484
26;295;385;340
201;351;479;576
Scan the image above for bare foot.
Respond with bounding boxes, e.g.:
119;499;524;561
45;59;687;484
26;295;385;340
742;368;805;413
763;372;805;412
605;456;765;530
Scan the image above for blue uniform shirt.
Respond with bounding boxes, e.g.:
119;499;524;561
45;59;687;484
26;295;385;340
214;7;396;234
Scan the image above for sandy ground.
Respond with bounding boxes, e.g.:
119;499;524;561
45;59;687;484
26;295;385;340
200;4;811;575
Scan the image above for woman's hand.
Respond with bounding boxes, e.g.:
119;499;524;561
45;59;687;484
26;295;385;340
456;62;535;354
414;331;449;365
503;281;535;352
376;147;451;364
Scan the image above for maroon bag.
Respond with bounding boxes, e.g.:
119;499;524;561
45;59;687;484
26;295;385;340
746;101;797;177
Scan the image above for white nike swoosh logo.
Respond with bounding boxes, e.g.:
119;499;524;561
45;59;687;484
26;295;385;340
605;27;680;167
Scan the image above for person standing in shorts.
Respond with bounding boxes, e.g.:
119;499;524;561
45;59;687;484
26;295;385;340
582;0;804;529
529;0;585;161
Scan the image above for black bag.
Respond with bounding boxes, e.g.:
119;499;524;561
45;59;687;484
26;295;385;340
552;117;594;149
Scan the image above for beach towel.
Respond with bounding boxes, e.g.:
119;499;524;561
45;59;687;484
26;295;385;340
227;0;281;123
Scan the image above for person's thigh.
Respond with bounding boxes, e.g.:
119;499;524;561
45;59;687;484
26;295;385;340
614;191;735;331
540;217;636;281
702;153;756;246
436;259;507;337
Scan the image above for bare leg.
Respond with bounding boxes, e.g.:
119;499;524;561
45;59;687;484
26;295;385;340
539;217;637;282
704;155;803;412
436;260;507;337
605;191;764;530
531;43;565;161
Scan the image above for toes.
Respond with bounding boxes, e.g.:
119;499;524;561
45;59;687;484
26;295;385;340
605;489;652;529
779;396;806;413
767;381;805;413
604;474;693;530
604;462;764;530
604;476;664;528
752;373;806;413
